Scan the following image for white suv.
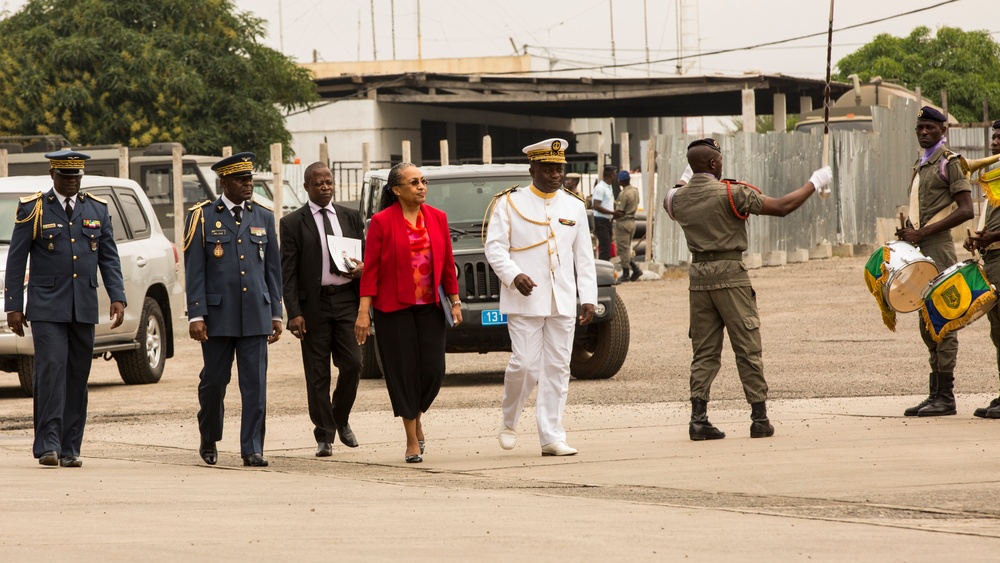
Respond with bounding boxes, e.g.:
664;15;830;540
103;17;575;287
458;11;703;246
0;176;184;396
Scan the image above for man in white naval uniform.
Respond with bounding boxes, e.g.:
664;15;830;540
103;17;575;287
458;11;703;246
485;138;597;456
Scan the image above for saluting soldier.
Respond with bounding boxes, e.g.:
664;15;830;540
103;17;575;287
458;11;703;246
183;152;283;467
665;139;830;440
486;138;597;457
897;107;974;418
4;150;126;468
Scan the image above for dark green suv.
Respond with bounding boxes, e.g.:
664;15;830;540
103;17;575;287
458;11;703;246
358;164;629;380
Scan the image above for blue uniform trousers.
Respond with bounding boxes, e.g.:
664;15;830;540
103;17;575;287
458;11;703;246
31;321;95;458
197;335;268;457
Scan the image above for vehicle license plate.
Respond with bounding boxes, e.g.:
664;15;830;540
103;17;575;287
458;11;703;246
481;310;507;326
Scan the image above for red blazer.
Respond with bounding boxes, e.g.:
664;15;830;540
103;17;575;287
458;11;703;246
360;202;459;313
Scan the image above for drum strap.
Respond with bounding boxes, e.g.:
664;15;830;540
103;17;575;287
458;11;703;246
907;172;956;229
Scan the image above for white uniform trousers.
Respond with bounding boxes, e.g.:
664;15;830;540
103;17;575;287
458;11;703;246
502;313;576;446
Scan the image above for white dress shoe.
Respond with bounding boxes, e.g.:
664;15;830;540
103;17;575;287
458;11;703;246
498;426;517;450
541;441;578;456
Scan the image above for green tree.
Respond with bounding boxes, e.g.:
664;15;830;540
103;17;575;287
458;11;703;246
0;0;317;163
835;26;1000;124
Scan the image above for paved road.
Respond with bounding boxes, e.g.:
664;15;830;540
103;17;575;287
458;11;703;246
2;254;1000;560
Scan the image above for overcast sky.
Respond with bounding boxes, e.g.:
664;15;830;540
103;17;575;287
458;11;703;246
1;0;996;78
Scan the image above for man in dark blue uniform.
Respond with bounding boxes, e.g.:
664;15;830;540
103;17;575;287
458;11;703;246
183;152;283;467
4;150;126;468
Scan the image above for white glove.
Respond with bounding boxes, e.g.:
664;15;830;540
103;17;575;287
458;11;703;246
809;166;832;193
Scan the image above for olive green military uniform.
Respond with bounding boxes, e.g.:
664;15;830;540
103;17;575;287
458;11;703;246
908;146;971;374
668;173;767;403
980;200;1000;382
615;184;640;262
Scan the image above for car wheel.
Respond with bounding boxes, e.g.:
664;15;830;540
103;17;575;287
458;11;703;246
570;293;630;380
17;355;33;397
114;297;166;385
360;332;384;380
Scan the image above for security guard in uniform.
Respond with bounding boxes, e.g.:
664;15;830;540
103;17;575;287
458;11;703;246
183;152;283;467
665;139;830;440
4;150;126;467
897;106;974;417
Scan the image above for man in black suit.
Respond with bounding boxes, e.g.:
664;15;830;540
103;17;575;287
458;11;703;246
280;162;365;457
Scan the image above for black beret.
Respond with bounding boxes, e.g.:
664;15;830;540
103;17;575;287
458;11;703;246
687;138;721;153
992;119;1000;130
917;106;946;123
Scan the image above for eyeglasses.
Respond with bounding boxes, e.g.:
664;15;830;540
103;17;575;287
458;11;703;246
396;178;428;187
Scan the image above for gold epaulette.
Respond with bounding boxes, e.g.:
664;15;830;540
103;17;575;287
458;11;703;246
19;192;42;204
481;184;522;242
944;149;960;162
85;192;108;205
182;200;209;252
251;198;272;212
561;187;586;205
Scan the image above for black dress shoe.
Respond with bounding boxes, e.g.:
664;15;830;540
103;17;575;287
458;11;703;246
336;423;359;448
242;453;269;467
38;451;59;466
315;441;333;457
199;439;218;466
59;456;83;468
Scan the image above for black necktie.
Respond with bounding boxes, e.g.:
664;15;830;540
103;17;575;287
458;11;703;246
232;205;242;224
65;198;73;218
321;208;337;274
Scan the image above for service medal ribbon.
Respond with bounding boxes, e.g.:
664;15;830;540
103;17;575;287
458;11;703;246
82;219;101;229
250;227;266;236
558;218;576;226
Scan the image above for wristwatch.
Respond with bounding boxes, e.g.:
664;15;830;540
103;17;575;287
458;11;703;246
450;300;461;307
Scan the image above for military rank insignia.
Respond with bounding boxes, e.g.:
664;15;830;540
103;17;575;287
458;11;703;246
82;219;100;229
558;218;576;226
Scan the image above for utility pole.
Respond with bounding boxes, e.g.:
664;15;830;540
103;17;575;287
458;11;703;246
643;0;650;75
370;0;377;60
391;0;396;60
609;0;617;74
417;0;423;60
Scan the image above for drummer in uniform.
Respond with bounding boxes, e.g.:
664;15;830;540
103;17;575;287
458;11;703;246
665;138;830;440
964;119;1000;418
485;138;597;457
896;106;974;417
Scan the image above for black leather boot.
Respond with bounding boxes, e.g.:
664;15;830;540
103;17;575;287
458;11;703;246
689;398;725;441
974;395;1000;418
904;372;938;416
750;401;775;438
918;372;956;416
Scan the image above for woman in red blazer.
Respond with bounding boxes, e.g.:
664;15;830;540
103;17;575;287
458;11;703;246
355;162;462;463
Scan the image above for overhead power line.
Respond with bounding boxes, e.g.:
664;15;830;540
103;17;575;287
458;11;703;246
499;0;961;76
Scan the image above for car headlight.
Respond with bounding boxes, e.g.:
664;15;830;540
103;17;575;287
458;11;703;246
594;303;607;317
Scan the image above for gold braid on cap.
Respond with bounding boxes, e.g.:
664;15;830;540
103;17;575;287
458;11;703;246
215;161;254;177
14;192;44;240
48;159;85;170
181;201;211;251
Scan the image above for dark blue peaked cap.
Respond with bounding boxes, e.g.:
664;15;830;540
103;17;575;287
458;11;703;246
917;106;947;123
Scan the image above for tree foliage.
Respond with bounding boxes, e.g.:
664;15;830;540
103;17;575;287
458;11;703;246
834;26;1000;124
0;0;317;162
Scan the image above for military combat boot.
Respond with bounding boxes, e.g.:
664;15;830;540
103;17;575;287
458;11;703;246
903;372;938;416
689;398;726;441
974;395;1000;418
749;401;775;438
917;372;956;416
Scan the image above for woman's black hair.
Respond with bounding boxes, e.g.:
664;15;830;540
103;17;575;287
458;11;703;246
379;162;416;210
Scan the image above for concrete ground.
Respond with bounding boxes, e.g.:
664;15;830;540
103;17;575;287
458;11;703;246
4;396;1000;562
4;254;1000;561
